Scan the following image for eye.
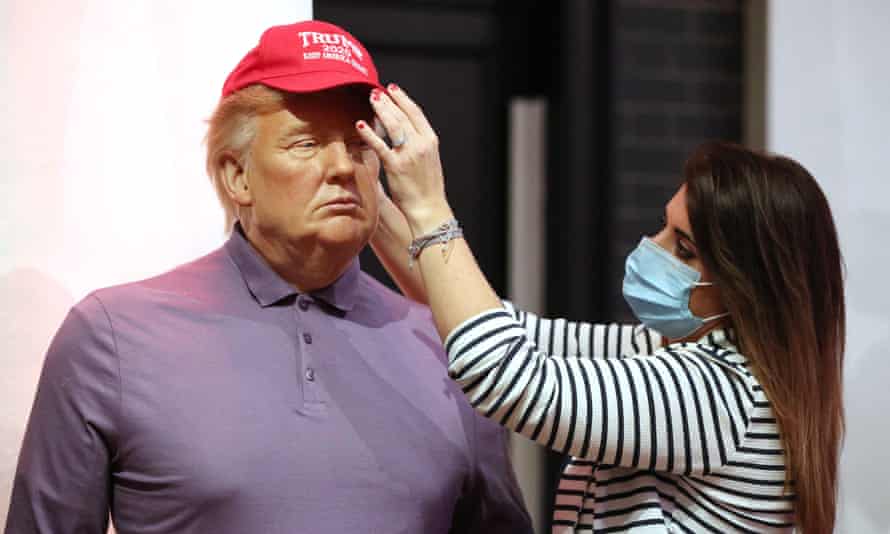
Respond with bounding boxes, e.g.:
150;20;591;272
291;140;318;149
676;240;695;260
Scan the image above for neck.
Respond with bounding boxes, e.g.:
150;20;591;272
665;317;729;346
244;226;359;293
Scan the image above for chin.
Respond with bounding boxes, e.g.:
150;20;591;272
316;219;373;253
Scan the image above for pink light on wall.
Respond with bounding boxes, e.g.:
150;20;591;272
1;1;312;525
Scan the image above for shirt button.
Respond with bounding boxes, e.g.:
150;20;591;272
298;298;310;311
305;367;315;382
303;333;313;344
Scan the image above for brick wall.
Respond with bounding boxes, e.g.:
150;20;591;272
605;0;743;320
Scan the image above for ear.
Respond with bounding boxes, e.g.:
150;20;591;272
219;153;253;207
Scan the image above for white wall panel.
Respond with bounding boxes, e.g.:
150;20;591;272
767;2;890;532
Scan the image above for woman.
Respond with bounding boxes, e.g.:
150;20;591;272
356;84;844;533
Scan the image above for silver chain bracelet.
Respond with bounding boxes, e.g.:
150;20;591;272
407;218;463;269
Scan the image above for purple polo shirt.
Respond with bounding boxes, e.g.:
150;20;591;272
5;226;531;534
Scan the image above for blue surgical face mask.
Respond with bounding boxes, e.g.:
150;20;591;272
622;237;728;340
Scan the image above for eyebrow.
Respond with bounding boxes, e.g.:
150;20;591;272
665;208;697;245
278;124;364;143
277;124;312;141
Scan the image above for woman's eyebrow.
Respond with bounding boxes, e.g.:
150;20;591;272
665;208;697;245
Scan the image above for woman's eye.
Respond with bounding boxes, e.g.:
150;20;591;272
676;241;695;260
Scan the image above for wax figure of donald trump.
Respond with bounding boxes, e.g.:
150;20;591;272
5;20;532;534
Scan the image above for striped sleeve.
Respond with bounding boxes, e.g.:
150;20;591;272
501;300;661;358
445;308;756;475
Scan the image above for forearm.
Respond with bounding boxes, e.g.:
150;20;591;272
412;207;503;341
505;300;662;358
446;310;751;469
370;199;428;304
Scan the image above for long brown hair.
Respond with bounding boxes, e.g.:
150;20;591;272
683;142;845;534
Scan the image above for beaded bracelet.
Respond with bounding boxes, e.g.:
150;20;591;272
407;218;463;269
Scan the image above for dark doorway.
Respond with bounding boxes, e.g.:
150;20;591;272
315;1;516;295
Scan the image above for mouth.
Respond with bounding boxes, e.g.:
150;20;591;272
321;196;361;211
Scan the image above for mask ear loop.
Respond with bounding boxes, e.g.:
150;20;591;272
701;311;730;323
691;281;729;323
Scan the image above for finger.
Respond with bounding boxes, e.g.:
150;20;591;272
355;120;395;166
370;89;416;147
385;83;436;138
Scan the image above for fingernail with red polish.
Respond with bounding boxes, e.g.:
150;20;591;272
371;89;381;102
388;83;400;92
357;121;366;130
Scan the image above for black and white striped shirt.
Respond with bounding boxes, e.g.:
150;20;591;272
444;302;794;533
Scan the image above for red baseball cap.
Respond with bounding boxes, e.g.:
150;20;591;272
221;20;382;98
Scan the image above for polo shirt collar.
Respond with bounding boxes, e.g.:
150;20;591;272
224;222;359;312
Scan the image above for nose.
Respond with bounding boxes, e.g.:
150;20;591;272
323;140;355;183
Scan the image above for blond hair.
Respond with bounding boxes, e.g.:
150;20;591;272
204;85;289;232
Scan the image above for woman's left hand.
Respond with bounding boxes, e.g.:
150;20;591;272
357;83;454;236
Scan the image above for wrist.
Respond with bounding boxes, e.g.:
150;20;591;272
407;216;463;269
405;202;455;237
